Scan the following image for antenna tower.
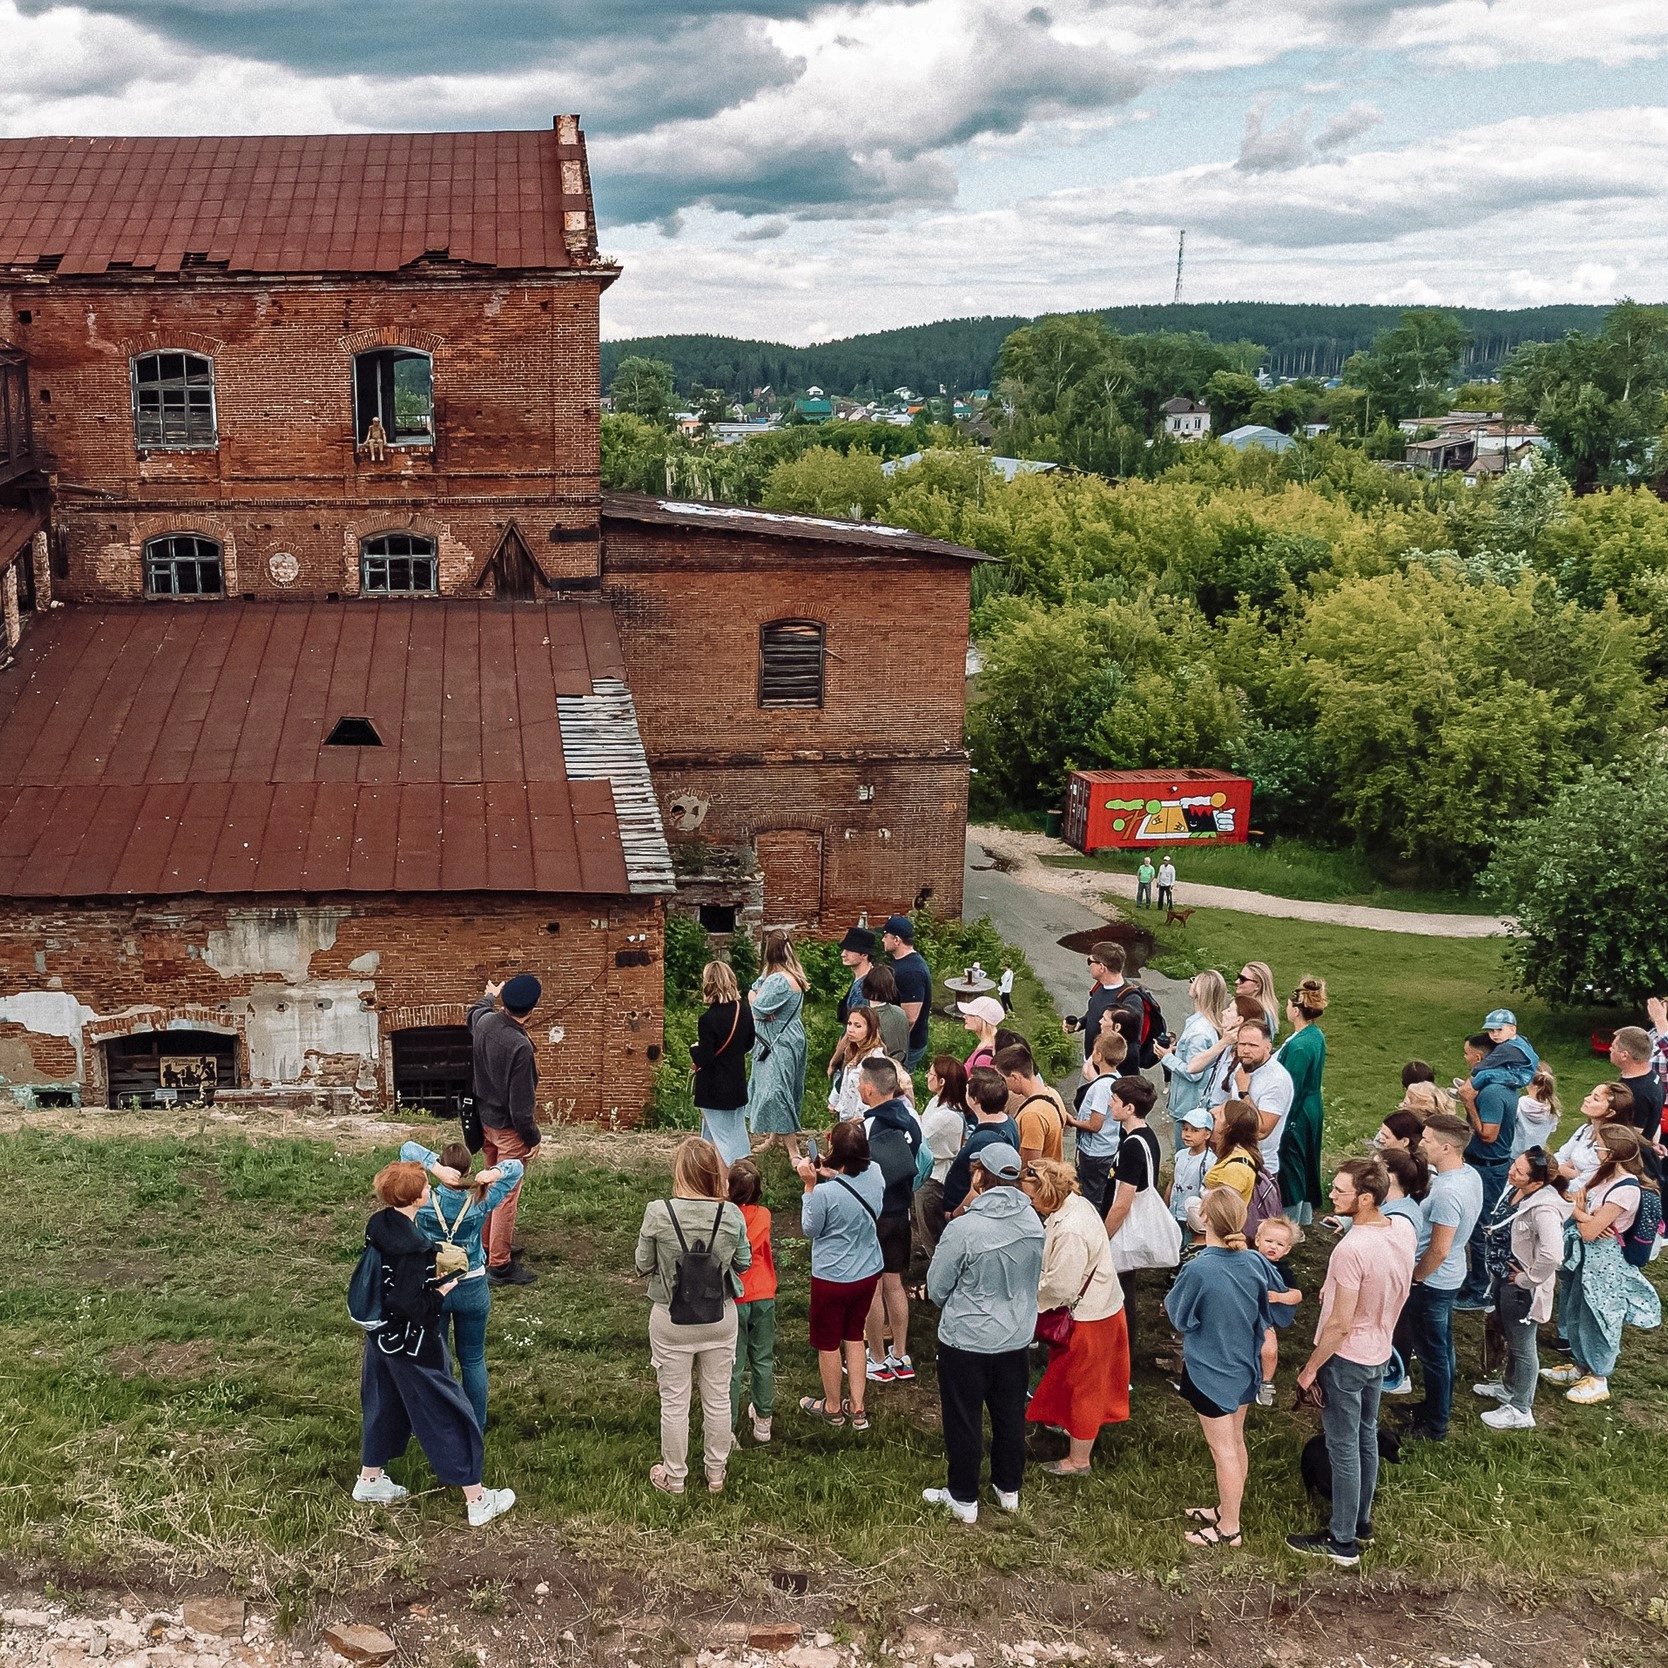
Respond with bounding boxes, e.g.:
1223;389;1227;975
1173;230;1185;305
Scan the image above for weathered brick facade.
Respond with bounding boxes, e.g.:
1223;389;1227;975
0;894;662;1115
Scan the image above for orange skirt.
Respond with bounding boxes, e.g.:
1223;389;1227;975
1026;1310;1130;1441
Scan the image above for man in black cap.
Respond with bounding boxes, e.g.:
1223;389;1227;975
469;972;543;1286
883;915;933;1071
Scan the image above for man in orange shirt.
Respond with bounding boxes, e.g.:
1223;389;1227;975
996;1042;1067;1163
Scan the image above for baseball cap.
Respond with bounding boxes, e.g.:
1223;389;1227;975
839;926;876;955
1484;1008;1517;1029
957;996;1005;1026
882;915;915;943
974;1142;1023;1181
1181;1107;1215;1130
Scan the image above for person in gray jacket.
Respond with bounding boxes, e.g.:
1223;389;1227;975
922;1142;1047;1524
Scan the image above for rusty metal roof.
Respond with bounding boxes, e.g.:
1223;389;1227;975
0;599;666;899
0;124;599;277
0;504;45;568
601;492;993;562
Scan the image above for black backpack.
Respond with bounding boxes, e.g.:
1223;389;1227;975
1127;984;1168;1068
665;1201;729;1325
347;1237;385;1331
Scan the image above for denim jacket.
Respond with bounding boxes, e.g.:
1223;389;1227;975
400;1140;525;1276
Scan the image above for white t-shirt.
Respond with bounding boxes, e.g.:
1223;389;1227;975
919;1095;967;1182
1169;1145;1210;1222
1211;1056;1295;1176
1512;1094;1558;1158
1075;1074;1122;1161
1556;1123;1606;1189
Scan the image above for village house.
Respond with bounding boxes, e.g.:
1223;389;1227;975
1160;396;1210;440
0;121;982;1115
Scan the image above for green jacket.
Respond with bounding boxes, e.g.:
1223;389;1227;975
635;1197;752;1305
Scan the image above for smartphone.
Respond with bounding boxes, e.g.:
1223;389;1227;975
1155;1031;1175;1049
807;1137;820;1165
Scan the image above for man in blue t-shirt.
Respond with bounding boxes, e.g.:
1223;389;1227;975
1455;1026;1519;1307
941;1066;1020;1215
883;915;934;1070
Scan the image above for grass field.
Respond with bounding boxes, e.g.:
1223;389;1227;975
1044;838;1489;916
2;1114;1665;1622
1145;906;1617;1153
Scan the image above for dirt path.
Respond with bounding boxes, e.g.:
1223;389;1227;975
972;826;1513;940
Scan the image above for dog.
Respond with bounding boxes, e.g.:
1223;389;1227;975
1300;1429;1402;1500
1164;906;1196;929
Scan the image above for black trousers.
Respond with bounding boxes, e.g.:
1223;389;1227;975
361;1337;484;1487
937;1342;1029;1505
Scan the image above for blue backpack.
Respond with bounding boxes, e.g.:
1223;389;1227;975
347;1238;386;1330
1621;1182;1663;1269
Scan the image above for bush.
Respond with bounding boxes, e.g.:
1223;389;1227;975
1484;752;1668;1006
663;914;710;1005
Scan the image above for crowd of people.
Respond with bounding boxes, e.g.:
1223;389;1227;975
348;931;1666;1560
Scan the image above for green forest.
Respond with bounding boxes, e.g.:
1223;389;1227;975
605;301;1668;988
599;301;1612;399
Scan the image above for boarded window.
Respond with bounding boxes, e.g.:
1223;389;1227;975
132;352;216;447
143;533;223;596
758;620;826;708
354;348;433;445
361;533;438;594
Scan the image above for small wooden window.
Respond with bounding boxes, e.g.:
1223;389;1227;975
759;620;826;708
143;533;223;596
132;352;216;447
361;533;438;594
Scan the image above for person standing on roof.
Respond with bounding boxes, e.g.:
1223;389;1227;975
469;973;542;1287
883;916;934;1071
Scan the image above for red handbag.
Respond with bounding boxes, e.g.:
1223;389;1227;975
1034;1258;1099;1349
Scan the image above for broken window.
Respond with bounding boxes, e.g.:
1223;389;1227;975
132;351;216;448
325;716;382;746
353;348;433;446
144;533;223;596
360;533;438;595
759;620;826;708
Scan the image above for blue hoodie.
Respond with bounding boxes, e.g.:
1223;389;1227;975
927;1183;1046;1353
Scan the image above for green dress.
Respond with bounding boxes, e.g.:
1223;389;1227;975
746;972;808;1134
1276;1023;1326;1212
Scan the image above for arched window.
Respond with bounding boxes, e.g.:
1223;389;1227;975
361;533;438;595
143;534;223;596
353;348;433;446
131;351;217;448
758;620;826;708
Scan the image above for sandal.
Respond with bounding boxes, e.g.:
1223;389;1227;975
798;1396;846;1427
649;1464;684;1496
1185;1524;1242;1549
906;1282;929;1302
1183;1506;1220;1525
1041;1460;1091;1477
844;1399;871;1431
706;1470;725;1494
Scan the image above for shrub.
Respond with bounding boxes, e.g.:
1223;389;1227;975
663;914;709;1005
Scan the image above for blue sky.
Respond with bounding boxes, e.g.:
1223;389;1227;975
3;0;1664;343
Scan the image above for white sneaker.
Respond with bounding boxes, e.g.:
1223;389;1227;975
1382;1374;1413;1395
351;1475;408;1504
1471;1381;1510;1402
1481;1404;1536;1430
993;1487;1020;1514
1539;1364;1582;1386
467;1487;516;1528
1566;1375;1610;1404
1256;1381;1276;1407
749;1404;772;1443
922;1487;977;1524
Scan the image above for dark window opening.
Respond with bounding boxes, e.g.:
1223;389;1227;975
132;351;216;447
354;347;433;446
326;715;382;747
759;620;826;708
361;532;438;595
699;904;738;933
144;533;223;597
392;1026;474;1115
17;310;31;325
105;1030;238;1106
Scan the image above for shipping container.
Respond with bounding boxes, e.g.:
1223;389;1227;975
1063;768;1253;855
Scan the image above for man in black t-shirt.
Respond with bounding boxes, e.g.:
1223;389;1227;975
1101;1074;1160;1357
1612;1025;1665;1178
883;915;933;1070
1071;941;1143;1060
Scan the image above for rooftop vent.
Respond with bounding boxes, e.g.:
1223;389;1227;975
325;716;382;747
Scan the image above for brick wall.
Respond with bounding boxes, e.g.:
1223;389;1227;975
1;274;607;599
0;891;663;1120
603;522;971;927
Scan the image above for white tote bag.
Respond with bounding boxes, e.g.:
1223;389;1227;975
1110;1185;1183;1272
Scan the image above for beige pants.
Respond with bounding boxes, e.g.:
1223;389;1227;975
648;1301;738;1482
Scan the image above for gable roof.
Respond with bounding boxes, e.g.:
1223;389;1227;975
0;122;603;277
0;599;672;898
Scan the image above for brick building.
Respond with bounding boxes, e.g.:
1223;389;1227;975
0;121;981;1113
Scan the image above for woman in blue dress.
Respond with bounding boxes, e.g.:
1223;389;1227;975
747;930;811;1164
1156;969;1230;1150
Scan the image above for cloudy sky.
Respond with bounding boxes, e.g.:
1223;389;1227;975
3;0;1664;342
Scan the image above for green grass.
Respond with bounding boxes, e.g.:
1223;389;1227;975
1044;837;1489;915
1;1122;1665;1615
1147;906;1616;1152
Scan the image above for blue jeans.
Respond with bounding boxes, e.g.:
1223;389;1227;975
1136;881;1152;907
1408;1283;1457;1436
1319;1355;1385;1547
1459;1161;1509;1302
443;1276;491;1430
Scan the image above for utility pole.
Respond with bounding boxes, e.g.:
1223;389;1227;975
1173;230;1185;305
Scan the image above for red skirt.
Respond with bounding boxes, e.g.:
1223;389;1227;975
1026;1310;1131;1441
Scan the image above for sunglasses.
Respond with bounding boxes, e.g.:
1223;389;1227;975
1236;971;1253;983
